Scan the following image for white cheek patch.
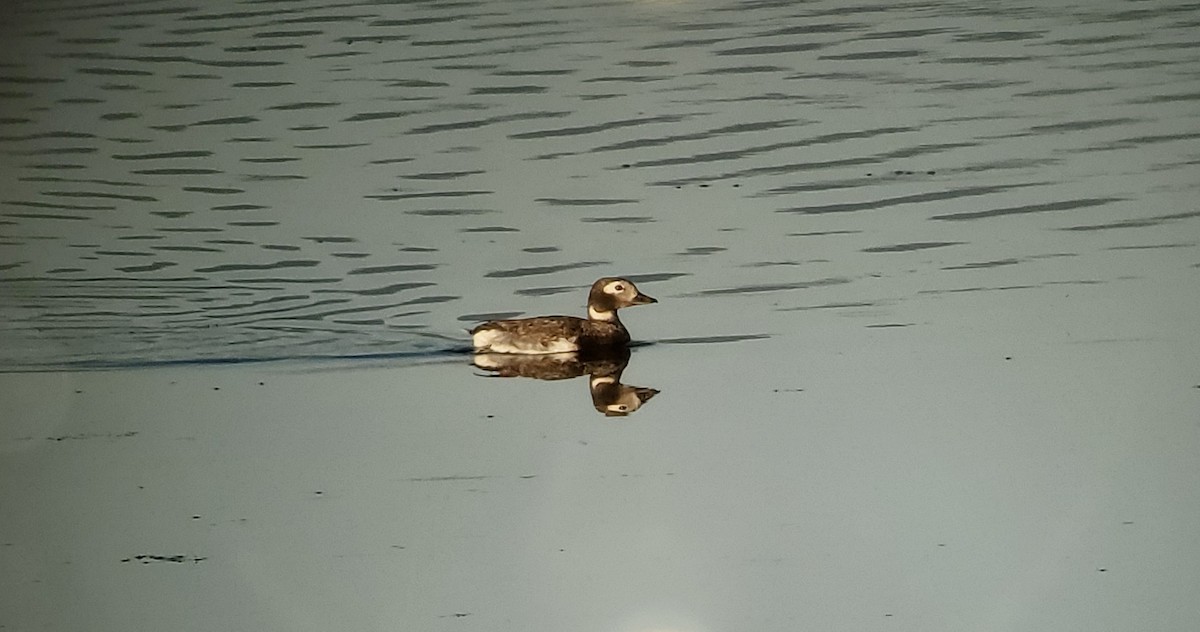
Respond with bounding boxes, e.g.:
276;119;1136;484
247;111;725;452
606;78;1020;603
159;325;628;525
603;280;624;295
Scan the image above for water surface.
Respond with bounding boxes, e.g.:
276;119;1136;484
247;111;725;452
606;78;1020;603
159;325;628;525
2;1;1199;630
2;0;1196;368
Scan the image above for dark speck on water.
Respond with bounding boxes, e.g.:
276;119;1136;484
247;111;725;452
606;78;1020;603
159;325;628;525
121;554;206;564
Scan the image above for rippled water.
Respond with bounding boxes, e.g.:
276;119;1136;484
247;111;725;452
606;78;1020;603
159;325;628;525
2;0;1197;369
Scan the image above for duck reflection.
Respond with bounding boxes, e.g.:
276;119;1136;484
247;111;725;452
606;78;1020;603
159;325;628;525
472;347;659;417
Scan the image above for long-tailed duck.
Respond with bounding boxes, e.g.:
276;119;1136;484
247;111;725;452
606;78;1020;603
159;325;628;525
470;277;656;354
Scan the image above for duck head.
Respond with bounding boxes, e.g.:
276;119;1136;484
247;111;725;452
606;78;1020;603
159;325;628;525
587;277;656;321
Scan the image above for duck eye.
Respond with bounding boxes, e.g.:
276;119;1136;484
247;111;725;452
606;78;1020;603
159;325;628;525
614;284;624;292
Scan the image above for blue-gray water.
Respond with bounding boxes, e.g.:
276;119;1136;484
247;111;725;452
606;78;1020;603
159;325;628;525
2;0;1197;369
3;2;1200;631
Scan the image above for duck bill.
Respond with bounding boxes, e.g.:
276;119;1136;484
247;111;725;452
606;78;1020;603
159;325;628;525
635;387;659;403
631;292;657;305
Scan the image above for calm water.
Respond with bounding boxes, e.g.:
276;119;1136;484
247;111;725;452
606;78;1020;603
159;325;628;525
3;1;1200;631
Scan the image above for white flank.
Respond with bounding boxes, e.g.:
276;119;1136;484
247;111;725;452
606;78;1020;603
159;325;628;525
473;329;578;354
471;329;503;349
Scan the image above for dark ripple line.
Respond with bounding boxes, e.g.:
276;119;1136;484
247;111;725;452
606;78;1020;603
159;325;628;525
192;116;259;127
400;295;459;306
777;301;878;311
471;85;547;94
508;114;687;140
347;263;438;275
344;110;418;123
820;49;924;60
580;74;673;84
199;294;308;313
228;277;342;284
111;150;212;160
1026;117;1142;134
334;282;437;296
12;347;466;372
931;197;1124;221
406;208;493;217
485;261;609;278
515;285;576;297
115;261;178;273
778;184;1031;214
5;200;116;210
1087;130;1200;150
1106;242;1195;251
400;170;486;180
248;300;416;322
1130;91;1200;104
588;118;801;153
628;272;689;284
3;212;90;220
580;216;652;224
151;245;224;253
535;198;638;206
639;37;734;51
266;101;340;111
130;168;222;175
0;75;64;84
862;241;963;253
918;285;1039;295
45;190;157;202
76;66;153;76
715;42;828;56
11;147;97;156
634;126;919;170
657;334;771;344
194;260;320;273
1060;209;1200;231
175;298;349;322
367;190;491;201
942;259;1021;270
687;277;851;296
408;110;571;135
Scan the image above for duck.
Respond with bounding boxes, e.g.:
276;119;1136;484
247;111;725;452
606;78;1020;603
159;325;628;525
470;277;656;354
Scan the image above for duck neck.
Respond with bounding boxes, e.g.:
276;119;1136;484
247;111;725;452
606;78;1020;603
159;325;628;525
588;305;622;326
